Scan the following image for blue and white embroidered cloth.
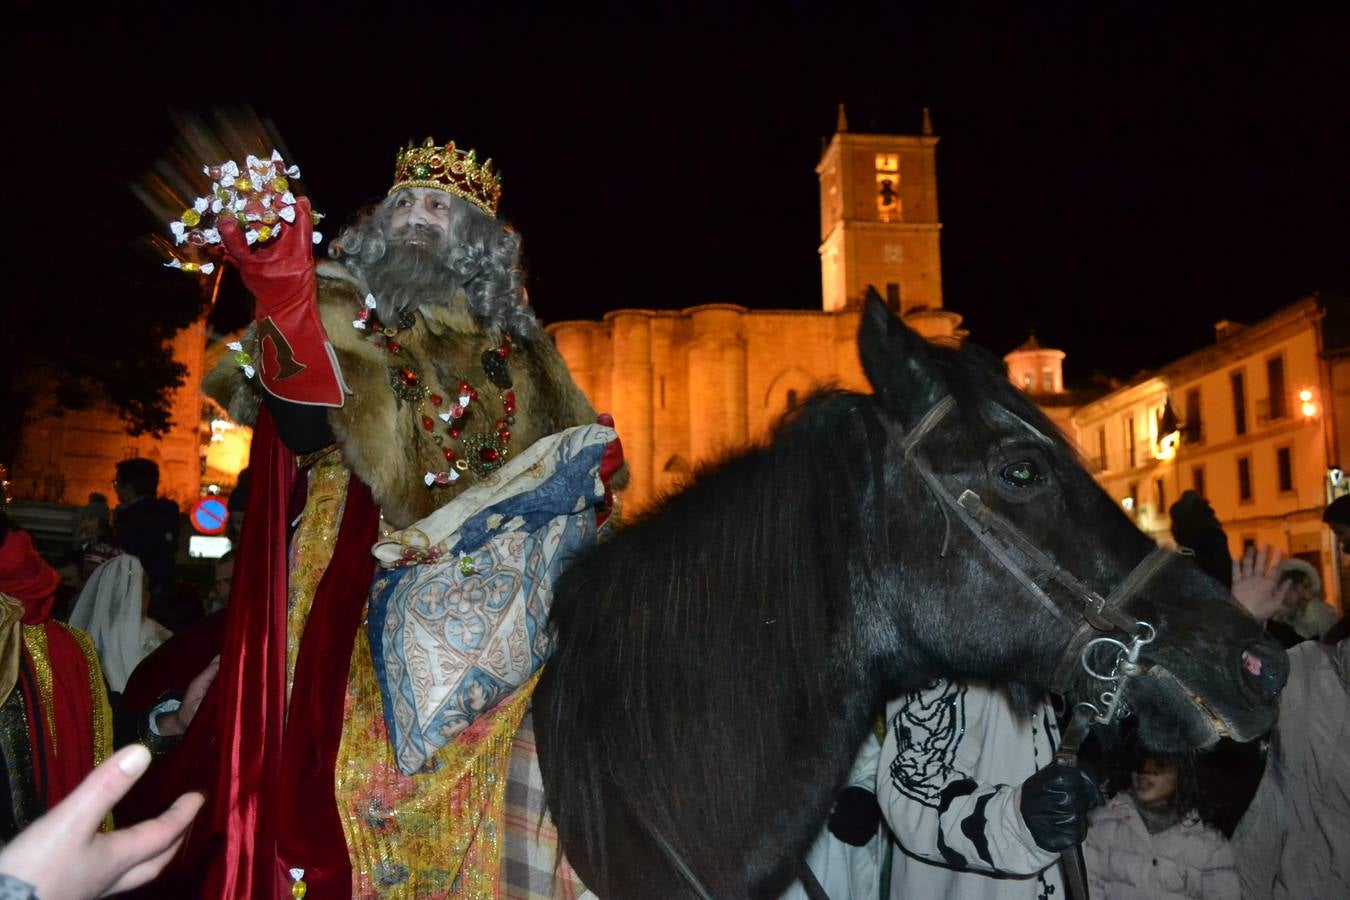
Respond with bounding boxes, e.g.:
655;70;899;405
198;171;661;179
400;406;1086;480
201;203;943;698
368;424;612;774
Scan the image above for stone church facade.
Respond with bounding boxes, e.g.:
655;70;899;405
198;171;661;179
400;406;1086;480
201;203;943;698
550;109;965;511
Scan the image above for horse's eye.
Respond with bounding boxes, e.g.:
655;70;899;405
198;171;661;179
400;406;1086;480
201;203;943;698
1000;460;1042;488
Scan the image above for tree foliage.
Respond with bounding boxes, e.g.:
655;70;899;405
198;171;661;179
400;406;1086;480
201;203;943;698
1;239;207;462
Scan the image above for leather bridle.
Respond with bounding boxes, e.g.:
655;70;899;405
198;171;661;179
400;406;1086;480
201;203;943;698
895;393;1169;900
897;395;1161;720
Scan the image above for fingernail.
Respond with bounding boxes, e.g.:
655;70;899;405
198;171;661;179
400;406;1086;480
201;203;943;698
119;744;152;776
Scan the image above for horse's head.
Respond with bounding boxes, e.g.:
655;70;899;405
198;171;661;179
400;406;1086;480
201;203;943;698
858;293;1286;750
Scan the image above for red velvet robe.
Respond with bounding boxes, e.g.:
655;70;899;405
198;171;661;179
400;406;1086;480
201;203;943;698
0;529;109;822
120;409;379;898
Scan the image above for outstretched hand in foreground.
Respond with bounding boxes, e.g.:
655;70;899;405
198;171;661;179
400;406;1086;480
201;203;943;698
0;744;204;899
1231;544;1293;623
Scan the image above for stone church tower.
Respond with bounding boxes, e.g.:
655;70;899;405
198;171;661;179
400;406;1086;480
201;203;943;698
817;105;959;340
550;109;963;511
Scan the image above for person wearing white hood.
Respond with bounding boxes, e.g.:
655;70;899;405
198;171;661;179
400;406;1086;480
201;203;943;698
68;554;172;696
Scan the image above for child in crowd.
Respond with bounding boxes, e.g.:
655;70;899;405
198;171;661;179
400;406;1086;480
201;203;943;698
1083;753;1238;899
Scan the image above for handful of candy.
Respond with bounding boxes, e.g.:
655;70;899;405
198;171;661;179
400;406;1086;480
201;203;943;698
164;150;323;273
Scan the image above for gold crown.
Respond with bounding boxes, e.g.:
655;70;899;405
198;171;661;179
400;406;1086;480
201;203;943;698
389;137;503;217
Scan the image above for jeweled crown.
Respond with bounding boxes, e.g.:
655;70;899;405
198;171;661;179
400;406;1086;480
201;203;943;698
389;137;502;217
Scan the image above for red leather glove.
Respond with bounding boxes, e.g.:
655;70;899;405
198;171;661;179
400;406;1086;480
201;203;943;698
219;198;344;407
596;413;624;527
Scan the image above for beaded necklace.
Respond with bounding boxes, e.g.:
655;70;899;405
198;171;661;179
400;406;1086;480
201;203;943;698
354;294;516;490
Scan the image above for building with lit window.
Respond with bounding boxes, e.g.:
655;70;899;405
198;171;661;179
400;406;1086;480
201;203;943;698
1066;295;1350;611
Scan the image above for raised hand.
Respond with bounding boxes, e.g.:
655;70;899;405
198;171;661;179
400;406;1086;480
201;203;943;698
1231;544;1293;623
218;197;345;406
156;655;221;737
218;197;316;283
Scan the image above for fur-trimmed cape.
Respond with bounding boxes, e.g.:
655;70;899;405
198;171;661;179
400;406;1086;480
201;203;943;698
204;261;602;529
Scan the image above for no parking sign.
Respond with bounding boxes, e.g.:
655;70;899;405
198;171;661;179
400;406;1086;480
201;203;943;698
190;496;230;535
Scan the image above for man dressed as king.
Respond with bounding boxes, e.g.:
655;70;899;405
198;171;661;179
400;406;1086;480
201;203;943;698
128;136;621;899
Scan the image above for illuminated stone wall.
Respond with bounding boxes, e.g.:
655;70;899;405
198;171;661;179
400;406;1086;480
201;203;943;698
10;318;208;511
552;306;869;510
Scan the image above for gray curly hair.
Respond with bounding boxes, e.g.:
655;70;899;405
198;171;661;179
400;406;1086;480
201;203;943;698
329;190;538;338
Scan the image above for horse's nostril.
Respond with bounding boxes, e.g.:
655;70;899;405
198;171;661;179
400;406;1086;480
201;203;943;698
1242;650;1263;678
1240;642;1288;699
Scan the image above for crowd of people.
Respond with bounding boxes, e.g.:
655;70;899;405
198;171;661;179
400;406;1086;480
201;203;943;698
0;132;1345;900
784;495;1345;900
0;456;234;856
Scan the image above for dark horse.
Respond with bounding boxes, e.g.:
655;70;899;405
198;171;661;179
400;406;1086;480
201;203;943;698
535;294;1287;898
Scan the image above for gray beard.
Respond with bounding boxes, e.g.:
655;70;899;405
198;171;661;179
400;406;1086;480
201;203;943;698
362;226;458;323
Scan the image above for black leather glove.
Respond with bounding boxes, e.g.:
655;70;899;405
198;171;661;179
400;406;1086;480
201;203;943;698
1019;763;1101;852
827;786;882;847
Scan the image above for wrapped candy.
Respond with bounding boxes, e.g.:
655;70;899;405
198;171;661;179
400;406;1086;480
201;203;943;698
352;293;378;330
164;149;325;274
226;340;256;378
163;258;215;275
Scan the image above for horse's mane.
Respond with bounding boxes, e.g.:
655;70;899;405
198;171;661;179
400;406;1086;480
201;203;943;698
540;388;892;893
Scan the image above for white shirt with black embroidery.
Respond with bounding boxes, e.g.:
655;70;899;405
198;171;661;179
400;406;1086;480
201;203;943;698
877;678;1065;900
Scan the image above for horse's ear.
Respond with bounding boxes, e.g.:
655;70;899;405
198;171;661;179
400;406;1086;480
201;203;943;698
858;288;948;423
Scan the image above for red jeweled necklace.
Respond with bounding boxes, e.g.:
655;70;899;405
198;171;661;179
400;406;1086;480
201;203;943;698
355;294;516;489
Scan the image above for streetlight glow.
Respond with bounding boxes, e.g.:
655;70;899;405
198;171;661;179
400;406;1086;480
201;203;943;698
1299;388;1319;418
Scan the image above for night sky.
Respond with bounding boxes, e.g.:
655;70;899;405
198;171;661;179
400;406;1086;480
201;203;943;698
15;3;1349;382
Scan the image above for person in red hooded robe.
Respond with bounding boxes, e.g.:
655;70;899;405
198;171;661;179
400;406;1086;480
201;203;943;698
0;510;113;840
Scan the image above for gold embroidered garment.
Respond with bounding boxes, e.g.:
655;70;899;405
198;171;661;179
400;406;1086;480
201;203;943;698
335;634;537;898
16;621;112;830
286;450;349;702
285;453;542;898
65;625;113;772
0;594;24;709
20;623;57;753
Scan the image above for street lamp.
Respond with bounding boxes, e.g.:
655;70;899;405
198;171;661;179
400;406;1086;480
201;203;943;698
1153;397;1180;461
1300;388;1319;418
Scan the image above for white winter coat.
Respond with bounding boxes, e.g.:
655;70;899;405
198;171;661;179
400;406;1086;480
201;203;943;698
1082;794;1239;900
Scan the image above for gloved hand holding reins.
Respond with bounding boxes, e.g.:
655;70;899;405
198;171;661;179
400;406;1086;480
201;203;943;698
1019;762;1102;852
